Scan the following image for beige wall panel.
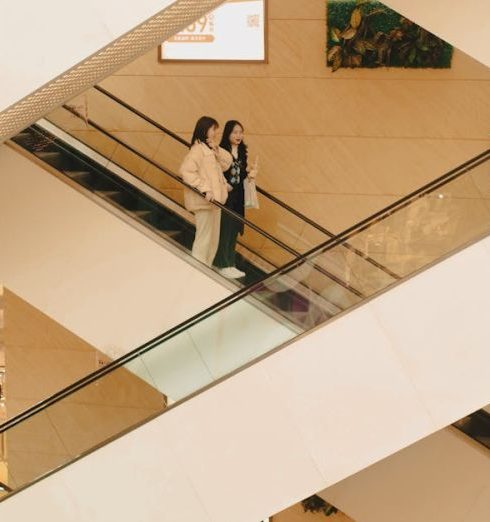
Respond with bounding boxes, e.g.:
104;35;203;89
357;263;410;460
111;131;163;159
266;20;305;78
256;246;299;268
3;288;165;491
157;188;185;208
249;136;487;196
4;289;103;419
110;145;153;179
241;227;271;252
73;130;120;161
47;107;88;132
150;134;189;174
310;78;489;140
7;349;96;409
46;402;160;456
103;74;490;139
269;0;327;20
109;132;165;179
142;164;185;192
276;192;396;232
7;451;68;489
101;76;253;133
4;289;163;414
245;201;310;249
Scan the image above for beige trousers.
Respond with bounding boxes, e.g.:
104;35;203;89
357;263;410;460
192;208;221;265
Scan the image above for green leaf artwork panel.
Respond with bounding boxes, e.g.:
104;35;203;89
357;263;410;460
327;0;453;71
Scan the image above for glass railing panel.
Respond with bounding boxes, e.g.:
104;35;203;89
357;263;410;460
312;243;397;297
347;161;490;278
142;164;185;207
150;131;190;176
243;192;327;254
109;141;155;180
5;408;69;490
5;360;165;492
285;259;363;311
68;89;173;171
47;106;120;162
68;90;156;136
75;87;187;174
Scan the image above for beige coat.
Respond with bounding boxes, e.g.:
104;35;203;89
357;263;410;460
180;142;232;212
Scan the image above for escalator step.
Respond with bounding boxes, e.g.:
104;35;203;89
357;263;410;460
35;151;64;169
94;190;121;199
35;151;61;159
12;132;32;146
160;230;181;238
131;210;153;219
65;170;92;180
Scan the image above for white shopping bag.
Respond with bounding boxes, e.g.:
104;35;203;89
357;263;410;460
244;155;260;209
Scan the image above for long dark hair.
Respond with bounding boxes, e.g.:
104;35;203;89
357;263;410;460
191;116;219;147
220;120;248;159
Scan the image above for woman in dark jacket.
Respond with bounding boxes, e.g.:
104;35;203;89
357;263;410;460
213;120;257;278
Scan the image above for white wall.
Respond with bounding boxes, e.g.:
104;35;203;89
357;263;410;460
384;0;490;67
321;428;490;522
0;144;231;357
0;0;176;112
2;226;490;521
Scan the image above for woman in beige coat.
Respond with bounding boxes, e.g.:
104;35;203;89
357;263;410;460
180;116;232;265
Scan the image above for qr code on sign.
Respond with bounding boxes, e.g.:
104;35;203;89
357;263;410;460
247;14;260;28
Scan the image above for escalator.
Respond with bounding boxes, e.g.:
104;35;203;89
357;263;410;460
0;146;489;518
454;408;490;450
9;85;399;330
319;408;490;522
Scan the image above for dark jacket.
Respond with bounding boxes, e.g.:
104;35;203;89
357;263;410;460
222;146;248;234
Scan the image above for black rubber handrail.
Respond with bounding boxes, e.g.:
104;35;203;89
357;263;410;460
93;84;401;281
56;105;365;299
1;148;488;435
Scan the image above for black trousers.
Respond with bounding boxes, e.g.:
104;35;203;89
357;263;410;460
214;209;242;268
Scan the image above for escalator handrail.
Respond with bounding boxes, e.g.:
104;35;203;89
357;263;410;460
1;148;489;435
93;84;401;281
53;106;364;299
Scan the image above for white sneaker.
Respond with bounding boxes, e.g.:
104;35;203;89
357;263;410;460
230;267;246;278
219;267;241;279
